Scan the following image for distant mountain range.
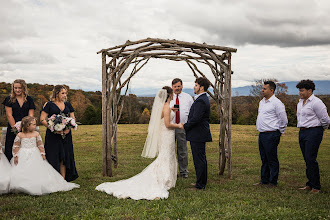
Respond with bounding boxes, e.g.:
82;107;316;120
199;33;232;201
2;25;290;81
232;80;330;96
132;80;330;97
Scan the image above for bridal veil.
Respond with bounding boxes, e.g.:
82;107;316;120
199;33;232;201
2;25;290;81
141;89;167;158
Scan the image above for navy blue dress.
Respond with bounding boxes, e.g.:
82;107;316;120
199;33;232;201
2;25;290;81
2;96;35;161
42;101;78;182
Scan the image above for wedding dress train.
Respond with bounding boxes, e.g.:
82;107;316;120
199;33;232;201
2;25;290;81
0;148;11;194
96;112;177;200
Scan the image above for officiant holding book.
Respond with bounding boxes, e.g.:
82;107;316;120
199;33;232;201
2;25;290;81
170;78;193;178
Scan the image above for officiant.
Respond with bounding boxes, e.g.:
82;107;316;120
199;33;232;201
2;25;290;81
170;78;193;178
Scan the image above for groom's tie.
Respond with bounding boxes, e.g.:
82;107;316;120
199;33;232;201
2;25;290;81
176;94;180;124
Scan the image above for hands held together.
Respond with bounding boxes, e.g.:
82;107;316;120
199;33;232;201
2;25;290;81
178;123;184;130
55;128;70;135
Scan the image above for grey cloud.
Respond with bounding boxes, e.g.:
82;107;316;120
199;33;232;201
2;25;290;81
167;0;330;47
0;44;16;56
0;1;37;40
1;0;329;91
0;46;58;64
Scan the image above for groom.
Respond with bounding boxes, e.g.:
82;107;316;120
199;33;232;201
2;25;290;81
182;77;212;190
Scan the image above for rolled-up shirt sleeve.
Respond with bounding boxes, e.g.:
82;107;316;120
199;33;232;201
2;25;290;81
276;103;288;133
314;101;330;129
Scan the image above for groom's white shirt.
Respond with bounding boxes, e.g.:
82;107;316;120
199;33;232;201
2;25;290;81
193;92;207;101
170;91;193;124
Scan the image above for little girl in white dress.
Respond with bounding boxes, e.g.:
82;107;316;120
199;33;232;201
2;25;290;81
0;143;11;195
10;116;79;195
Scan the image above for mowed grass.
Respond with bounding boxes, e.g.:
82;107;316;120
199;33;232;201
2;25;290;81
0;124;329;219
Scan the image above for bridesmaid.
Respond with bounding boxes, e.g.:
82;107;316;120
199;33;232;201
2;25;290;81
2;79;35;161
40;85;78;182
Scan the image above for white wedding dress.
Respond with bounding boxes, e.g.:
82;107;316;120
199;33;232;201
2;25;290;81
0;147;11;194
96;111;177;200
9;135;80;195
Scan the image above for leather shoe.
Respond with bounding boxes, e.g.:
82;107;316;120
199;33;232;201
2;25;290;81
310;188;320;194
299;186;312;191
253;182;268;186
188;187;204;191
190;183;196;186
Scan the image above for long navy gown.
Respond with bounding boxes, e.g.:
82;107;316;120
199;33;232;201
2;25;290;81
2;96;35;161
42;101;79;182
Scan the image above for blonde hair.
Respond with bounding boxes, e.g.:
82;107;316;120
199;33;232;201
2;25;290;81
50;85;67;102
21;116;37;133
10;79;28;103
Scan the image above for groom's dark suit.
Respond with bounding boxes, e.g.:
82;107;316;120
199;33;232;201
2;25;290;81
184;93;212;189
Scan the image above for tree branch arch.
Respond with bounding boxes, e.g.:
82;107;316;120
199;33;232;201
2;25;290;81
97;38;237;179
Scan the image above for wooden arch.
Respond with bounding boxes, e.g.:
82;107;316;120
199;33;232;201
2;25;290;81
97;38;237;178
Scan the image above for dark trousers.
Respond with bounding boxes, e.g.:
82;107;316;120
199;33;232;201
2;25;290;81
190;141;207;189
258;131;281;185
299;127;323;190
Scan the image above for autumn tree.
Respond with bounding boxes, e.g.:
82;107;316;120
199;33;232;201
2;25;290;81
81;105;97;125
140;108;151;124
210;103;220;124
69;90;92;122
119;94;142;124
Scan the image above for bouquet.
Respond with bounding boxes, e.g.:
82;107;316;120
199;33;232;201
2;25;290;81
11;121;22;134
47;114;78;139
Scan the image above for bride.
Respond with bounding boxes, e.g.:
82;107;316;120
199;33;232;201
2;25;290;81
96;86;183;200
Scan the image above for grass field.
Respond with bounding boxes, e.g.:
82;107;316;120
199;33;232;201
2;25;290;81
0;124;329;219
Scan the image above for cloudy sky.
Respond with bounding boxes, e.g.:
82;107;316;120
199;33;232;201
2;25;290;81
1;0;330;92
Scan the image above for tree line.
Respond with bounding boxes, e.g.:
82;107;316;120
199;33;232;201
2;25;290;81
0;81;329;127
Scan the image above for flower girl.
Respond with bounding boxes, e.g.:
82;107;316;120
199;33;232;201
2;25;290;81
0;143;11;195
10;116;79;195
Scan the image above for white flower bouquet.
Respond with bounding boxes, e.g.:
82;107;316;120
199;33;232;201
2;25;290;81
47;114;78;139
11;121;22;134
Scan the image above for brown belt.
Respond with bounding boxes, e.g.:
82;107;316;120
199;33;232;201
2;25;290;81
299;126;322;131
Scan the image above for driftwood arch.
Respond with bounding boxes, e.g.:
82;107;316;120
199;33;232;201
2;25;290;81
97;38;237;179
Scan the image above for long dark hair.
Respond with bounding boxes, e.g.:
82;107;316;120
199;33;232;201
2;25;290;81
162;86;173;102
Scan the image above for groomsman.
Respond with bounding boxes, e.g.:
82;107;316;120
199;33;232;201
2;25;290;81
254;81;288;187
296;80;330;193
170;78;193;178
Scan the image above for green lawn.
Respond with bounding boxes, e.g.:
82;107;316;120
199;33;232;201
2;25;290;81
0;124;329;219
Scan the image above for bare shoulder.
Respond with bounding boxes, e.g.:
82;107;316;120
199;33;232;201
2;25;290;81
33;131;40;137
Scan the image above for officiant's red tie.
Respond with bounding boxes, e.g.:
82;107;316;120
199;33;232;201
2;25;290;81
176;94;180;124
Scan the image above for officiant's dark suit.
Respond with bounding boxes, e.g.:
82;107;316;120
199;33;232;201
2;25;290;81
184;91;212;189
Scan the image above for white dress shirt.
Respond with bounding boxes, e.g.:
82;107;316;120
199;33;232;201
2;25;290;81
256;95;288;133
170;91;194;124
194;92;207;101
297;94;330;129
